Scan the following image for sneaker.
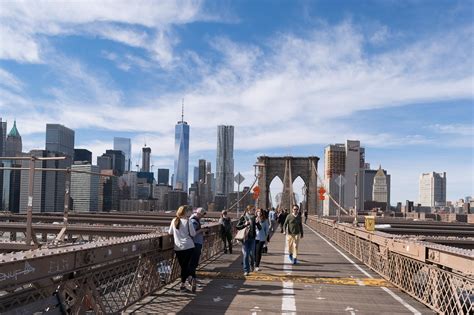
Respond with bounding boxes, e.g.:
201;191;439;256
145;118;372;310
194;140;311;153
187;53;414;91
293;258;298;265
244;272;249;276
179;285;187;292
288;254;293;263
255;267;260;271
191;278;197;293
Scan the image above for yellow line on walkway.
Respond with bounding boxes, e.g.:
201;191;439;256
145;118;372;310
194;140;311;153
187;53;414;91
196;271;391;287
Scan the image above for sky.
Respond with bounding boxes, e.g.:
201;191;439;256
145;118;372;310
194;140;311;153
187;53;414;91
0;0;473;205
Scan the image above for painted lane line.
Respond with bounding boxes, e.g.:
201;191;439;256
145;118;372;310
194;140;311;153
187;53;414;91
381;287;422;315
305;224;421;315
281;235;296;315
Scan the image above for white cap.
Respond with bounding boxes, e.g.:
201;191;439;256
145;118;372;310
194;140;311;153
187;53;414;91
196;207;207;215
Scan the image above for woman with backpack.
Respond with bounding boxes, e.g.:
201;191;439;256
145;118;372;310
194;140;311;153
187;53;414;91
168;205;196;292
219;210;233;254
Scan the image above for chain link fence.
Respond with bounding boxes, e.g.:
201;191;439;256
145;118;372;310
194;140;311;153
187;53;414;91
308;218;473;314
0;221;232;314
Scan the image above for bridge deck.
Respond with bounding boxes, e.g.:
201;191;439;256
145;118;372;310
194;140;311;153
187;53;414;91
126;224;433;314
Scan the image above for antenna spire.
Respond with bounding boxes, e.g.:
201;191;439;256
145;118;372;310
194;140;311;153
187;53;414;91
181;98;184;123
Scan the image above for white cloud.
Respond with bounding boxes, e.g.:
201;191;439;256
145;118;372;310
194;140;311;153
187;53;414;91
430;124;474;137
0;0;205;66
1;21;472;156
0;68;23;92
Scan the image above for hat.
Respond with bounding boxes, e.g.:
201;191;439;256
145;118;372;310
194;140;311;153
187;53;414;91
196;207;207;215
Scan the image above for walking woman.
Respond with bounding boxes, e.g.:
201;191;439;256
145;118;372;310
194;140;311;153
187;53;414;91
236;205;261;276
219;210;233;254
168;205;196;292
255;208;269;271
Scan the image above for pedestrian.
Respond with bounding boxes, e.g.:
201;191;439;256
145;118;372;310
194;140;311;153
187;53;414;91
236;205;261;276
268;207;277;239
304;209;308;224
255;208;269;271
283;205;304;265
188;207;207;292
278;209;288;233
168;205;196;292
219;210;233;254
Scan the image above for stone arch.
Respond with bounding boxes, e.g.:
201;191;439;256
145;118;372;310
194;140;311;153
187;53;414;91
256;156;320;215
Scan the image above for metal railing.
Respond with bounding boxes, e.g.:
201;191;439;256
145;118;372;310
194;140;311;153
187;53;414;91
0;221;232;314
308;217;473;314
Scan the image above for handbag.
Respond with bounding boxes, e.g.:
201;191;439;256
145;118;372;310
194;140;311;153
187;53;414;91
234;226;250;242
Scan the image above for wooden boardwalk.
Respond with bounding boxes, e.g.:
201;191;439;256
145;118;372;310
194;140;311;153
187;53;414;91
126;224;433;314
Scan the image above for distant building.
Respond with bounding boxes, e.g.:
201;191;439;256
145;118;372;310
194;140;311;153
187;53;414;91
99;170;119;211
120;172;138;200
153;184;172;210
5;120;22;158
214;194;228;212
216;125;234;196
323;140;364;215
142;146;151;172
419;172;447;207
361;166;391;210
113;137;131;172
167;189;187;211
97;150;125;176
74;149;92;164
19;150;69;213
45;124;75;158
1;121;22;212
173;106;189;191
157;168;169;185
193;166;199;184
70;163;99;212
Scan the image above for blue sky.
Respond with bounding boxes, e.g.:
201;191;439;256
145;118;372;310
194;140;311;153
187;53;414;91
0;0;473;204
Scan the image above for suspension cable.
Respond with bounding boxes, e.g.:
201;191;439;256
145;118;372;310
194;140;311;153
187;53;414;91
227;175;258;211
311;160;349;215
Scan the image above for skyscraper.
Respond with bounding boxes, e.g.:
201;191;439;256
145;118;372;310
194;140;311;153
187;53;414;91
113;137;131;172
173;105;189;191
157;168;170;185
142;146;151;172
362;166;391;210
372;166;388;204
74;149;92;164
5;120;22;157
216;125;234;196
70;163;99;212
45;124;75;158
419;172;447;207
97;150;125;176
323;140;365;215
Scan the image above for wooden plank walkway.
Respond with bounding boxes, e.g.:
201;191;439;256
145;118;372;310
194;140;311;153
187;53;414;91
125;224;433;314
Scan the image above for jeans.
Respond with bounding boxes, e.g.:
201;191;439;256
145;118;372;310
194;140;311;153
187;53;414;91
189;243;202;279
242;238;256;272
175;248;194;283
222;232;232;253
255;240;265;267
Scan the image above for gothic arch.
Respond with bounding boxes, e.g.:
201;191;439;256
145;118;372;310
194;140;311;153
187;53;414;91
256;156;320;215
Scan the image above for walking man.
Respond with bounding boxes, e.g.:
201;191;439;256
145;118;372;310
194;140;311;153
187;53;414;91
283;205;304;264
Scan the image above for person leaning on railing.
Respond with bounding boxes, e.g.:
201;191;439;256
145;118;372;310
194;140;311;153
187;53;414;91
168;205;196;292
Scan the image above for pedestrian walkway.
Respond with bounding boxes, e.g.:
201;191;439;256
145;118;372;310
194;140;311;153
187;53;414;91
126;224;433;314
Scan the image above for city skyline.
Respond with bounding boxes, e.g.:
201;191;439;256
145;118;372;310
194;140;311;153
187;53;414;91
0;1;472;203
